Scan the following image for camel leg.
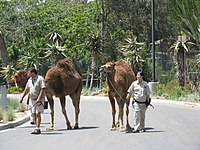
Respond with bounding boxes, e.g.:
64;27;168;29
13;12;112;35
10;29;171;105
125;98;131;130
108;94;116;131
116;113;120;128
70;94;80;129
46;96;54;130
59;96;72;129
116;97;125;132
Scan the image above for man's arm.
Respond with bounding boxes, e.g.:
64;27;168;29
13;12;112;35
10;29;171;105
36;88;46;102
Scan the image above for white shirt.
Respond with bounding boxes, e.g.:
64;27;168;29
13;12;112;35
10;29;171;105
25;75;46;100
128;80;151;102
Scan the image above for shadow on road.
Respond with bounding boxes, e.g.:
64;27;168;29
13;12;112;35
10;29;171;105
126;127;165;134
57;126;99;131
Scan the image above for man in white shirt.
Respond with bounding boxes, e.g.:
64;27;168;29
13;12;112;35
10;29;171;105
126;71;151;133
20;68;46;134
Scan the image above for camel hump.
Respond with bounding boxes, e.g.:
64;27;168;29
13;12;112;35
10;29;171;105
56;58;75;75
115;59;129;67
115;60;133;72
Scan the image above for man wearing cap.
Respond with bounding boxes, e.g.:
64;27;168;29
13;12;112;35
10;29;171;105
20;68;46;134
126;71;151;133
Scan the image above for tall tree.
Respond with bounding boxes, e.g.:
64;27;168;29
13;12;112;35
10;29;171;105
169;32;195;87
0;30;8;67
169;0;200;48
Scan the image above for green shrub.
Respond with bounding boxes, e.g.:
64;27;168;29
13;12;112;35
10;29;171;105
0;98;25;123
0;107;3;121
154;83;165;96
6;98;19;110
7;86;23;94
5;108;15;122
154;80;199;101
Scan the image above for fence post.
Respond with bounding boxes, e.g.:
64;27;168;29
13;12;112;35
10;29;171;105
0;85;7;110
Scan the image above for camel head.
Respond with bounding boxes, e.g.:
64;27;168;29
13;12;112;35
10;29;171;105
100;62;116;74
11;70;29;89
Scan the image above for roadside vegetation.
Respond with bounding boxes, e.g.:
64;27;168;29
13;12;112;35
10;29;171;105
154;81;200;102
0;98;25;123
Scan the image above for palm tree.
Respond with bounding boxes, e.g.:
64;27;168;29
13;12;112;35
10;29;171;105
169;33;195;87
169;0;200;48
87;28;102;93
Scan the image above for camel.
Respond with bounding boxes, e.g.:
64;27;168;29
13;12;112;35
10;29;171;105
100;60;136;132
45;58;83;130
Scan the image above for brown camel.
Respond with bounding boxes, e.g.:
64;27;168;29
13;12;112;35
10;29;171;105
100;60;136;132
45;58;83;130
11;70;29;89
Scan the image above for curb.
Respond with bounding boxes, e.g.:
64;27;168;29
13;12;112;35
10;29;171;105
0;113;30;131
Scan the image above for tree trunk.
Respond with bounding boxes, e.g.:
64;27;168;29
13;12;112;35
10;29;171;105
177;47;185;87
0;31;8;67
89;53;96;93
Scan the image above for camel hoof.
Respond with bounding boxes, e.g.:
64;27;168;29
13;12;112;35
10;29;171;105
67;126;72;130
73;123;79;129
46;127;54;131
110;127;116;131
119;127;126;132
73;126;79;129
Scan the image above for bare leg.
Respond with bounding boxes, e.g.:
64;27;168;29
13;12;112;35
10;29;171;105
35;112;41;128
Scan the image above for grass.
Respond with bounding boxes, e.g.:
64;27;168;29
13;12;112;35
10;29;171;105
0;98;25;123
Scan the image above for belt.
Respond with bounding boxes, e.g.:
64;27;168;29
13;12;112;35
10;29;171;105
134;99;146;104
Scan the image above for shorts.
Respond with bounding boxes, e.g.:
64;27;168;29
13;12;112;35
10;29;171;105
31;98;45;113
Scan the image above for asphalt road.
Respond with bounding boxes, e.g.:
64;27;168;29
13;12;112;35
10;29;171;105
0;96;200;150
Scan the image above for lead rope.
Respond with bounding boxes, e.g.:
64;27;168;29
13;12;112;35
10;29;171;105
106;73;129;106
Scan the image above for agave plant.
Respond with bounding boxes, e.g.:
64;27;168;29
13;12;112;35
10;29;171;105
120;36;145;73
17;51;43;70
44;32;67;65
1;65;16;87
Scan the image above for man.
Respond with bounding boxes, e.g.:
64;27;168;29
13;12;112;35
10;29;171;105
126;71;151;133
20;68;46;134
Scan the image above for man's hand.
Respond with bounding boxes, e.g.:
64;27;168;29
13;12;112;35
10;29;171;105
145;98;151;107
20;99;23;103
